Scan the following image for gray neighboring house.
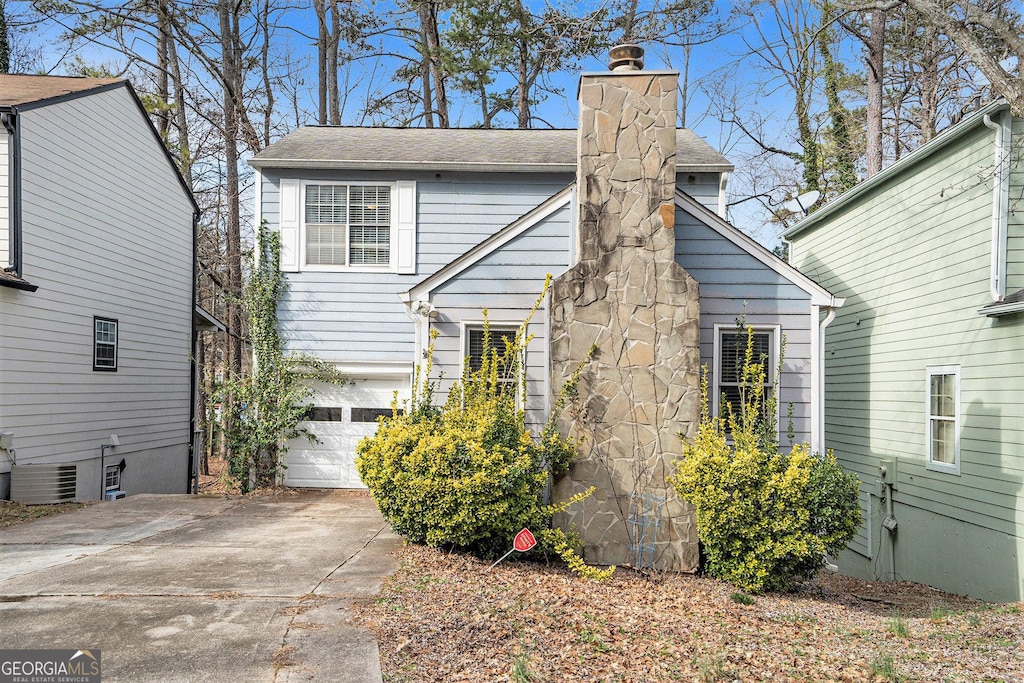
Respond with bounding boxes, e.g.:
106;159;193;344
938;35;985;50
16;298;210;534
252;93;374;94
0;75;213;503
250;59;842;569
786;100;1024;601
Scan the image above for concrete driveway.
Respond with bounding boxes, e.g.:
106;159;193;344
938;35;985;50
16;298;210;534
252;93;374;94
0;491;401;682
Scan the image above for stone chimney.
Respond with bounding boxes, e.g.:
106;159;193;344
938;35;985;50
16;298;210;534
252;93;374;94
550;46;701;570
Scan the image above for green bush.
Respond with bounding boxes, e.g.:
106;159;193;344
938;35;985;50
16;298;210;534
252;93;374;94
356;281;611;578
669;326;860;593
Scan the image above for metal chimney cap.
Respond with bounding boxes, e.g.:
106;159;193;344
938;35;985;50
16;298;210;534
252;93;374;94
609;44;644;71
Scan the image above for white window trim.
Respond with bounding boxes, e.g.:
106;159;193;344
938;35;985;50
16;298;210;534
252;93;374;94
298;180;401;273
459;320;524;401
925;365;961;476
712;323;781;435
104;464;121;492
93;316;118;372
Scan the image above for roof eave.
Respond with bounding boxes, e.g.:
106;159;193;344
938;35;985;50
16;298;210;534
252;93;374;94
785;98;1010;241
248;158;734;173
248;158;577;172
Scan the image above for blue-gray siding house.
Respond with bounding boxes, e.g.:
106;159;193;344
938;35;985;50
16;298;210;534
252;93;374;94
249;118;841;493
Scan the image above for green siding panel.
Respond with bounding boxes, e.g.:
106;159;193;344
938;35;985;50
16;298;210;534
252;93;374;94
790;112;1024;600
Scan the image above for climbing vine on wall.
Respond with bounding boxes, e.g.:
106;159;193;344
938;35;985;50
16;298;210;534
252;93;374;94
217;227;346;492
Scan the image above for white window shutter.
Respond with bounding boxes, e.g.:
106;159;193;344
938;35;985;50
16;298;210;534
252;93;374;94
279;179;300;272
395;180;417;274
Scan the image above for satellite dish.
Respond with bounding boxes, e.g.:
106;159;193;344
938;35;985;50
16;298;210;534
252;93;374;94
783;190;821;217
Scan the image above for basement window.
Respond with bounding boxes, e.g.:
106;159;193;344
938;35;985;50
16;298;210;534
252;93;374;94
105;465;120;492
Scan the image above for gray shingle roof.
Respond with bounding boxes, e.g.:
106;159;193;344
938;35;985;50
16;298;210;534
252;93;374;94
249;127;733;172
0;74;123;108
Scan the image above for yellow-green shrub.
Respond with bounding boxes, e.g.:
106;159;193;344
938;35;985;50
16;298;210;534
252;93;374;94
357;282;607;577
669;326;860;593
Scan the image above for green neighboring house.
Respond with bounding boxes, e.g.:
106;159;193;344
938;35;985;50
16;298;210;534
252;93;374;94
786;100;1024;602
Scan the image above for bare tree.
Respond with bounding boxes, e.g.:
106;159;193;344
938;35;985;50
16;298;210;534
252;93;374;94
841;0;1024;114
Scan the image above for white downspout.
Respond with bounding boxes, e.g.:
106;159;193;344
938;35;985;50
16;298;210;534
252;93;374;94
812;303;840;454
982;110;1011;302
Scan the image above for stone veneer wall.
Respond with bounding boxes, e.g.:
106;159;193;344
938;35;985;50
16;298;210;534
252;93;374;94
550;70;702;570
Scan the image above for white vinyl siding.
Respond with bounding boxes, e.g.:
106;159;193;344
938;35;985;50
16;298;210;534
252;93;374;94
926;365;960;475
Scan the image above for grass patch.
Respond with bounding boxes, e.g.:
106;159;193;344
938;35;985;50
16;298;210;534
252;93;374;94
730;592;755;605
887;610;910;638
869;654;906;682
511;651;539;682
697;654;731;682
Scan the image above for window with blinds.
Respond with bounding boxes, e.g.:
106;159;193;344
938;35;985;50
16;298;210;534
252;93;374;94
467;327;518;388
717;328;773;421
305;184;391;266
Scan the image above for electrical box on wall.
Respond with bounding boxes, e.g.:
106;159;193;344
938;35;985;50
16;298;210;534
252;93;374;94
0;432;13;450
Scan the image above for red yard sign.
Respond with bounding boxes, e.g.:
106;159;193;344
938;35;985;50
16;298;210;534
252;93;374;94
487;527;537;572
513;528;537;552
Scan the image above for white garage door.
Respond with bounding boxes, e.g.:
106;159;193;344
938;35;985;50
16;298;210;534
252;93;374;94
283;376;410;488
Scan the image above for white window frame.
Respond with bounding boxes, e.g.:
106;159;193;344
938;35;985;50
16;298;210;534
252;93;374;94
105;464;121;493
712;323;781;434
93;316;118;371
925;365;961;475
460;321;523;396
299;181;399;273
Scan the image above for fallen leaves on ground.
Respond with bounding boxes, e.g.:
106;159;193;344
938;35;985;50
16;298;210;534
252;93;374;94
355;544;1024;683
0;500;91;529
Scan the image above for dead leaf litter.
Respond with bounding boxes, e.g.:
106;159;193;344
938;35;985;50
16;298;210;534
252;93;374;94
355;544;1024;683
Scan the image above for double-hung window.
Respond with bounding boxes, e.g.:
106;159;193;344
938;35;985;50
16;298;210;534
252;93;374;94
304;184;392;267
926;366;960;475
94;316;118;371
713;324;778;428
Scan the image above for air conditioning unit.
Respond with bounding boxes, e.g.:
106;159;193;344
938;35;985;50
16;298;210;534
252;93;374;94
104;490;126;501
10;463;78;504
